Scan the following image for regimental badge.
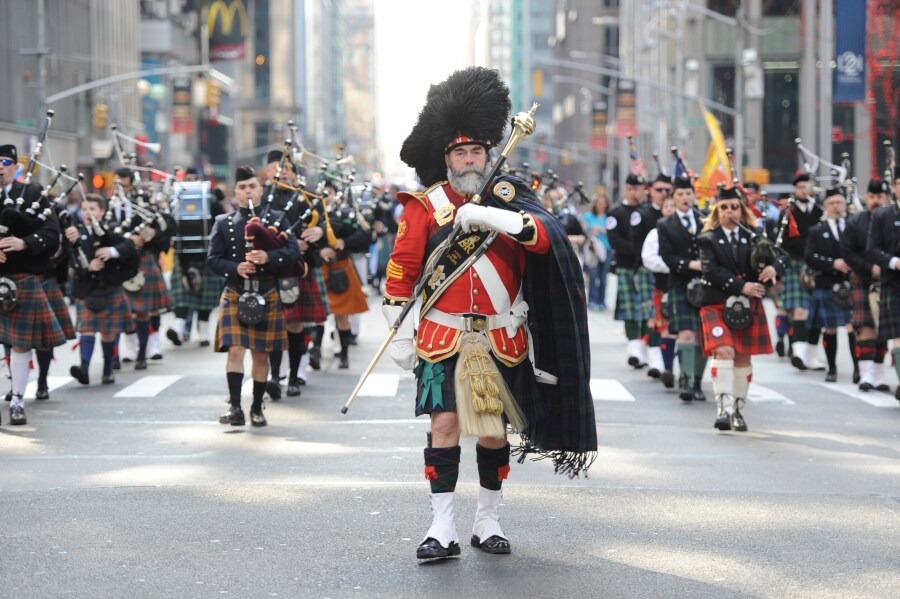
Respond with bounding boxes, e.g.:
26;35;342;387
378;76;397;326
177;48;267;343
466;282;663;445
459;235;479;253
712;326;724;338
630;211;642;226
428;264;447;290
434;203;455;226
386;259;404;281
606;216;617;230
493;181;516;202
396;218;408;239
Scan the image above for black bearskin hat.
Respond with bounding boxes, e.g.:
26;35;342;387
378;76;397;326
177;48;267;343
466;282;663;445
717;185;740;201
400;67;511;188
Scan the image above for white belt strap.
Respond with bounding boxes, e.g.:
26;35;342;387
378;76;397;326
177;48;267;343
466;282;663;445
426;185;451;212
472;254;512;313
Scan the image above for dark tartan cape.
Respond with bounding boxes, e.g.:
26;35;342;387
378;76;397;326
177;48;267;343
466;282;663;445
484;175;597;477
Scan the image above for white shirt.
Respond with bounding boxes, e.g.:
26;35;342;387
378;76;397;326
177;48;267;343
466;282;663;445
641;228;669;274
827;217;844;239
676;209;697;235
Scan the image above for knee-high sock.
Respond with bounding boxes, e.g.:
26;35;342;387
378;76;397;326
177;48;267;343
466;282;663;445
733;366;752;400
288;331;305;380
313;324;325;349
694;346;708;388
269;350;282;381
792;322;808;344
676;343;696;384
424;446;461;494
135;320;150;361
227;371;243;407
710;359;735;398
252;380;266;411
659;337;675;371
476;443;511;491
823;332;838;371
624;320;642;341
847;331;857;370
775;314;790;339
35;349;53;384
150;315;161;331
79;335;96;370
101;341;115;375
9;351;31;407
875;341;888;364
338;328;352;359
646;331;661;348
808;327;821;346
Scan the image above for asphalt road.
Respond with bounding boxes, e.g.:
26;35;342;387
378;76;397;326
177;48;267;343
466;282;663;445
1;295;898;598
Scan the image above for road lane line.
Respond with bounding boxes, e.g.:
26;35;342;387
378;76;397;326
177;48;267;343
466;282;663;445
590;378;636;401
814;382;899;408
357;373;400;397
25;375;73;398
114;375;183;398
745;384;796;405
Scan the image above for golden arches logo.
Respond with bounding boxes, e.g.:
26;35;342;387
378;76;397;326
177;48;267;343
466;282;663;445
208;0;248;37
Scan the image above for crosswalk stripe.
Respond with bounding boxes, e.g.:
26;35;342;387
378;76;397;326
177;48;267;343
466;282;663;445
746;384;796;405
114;375;183;398
25;375;73;398
590;378;636;402
813;382;898;408
357;373;400;397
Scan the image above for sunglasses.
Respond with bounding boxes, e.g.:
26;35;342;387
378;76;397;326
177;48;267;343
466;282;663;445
0;158;15;167
652;187;671;194
718;202;741;211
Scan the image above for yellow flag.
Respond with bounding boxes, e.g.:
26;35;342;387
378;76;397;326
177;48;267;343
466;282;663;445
696;102;732;205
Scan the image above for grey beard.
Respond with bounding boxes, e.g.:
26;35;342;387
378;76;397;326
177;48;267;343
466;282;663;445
447;163;489;196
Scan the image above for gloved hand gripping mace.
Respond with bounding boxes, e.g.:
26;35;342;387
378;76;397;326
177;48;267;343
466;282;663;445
341;104;539;414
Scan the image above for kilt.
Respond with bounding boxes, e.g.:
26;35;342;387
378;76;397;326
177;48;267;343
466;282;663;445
614;267;654;322
806;288;848;330
700;299;772;356
322;257;369;316
649;288;669;333
0;274;66;350
776;257;811;311
877;284;900;341
171;258;223;311
76;288;134;337
850;273;876;330
414;350;538;417
667;285;701;334
126;252;173;314
41;276;76;340
283;273;328;326
215;286;286;352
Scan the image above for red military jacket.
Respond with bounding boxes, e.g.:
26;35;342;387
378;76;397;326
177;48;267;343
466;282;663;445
384;181;550;366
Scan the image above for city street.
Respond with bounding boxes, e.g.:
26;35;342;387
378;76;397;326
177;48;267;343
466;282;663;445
1;294;898;598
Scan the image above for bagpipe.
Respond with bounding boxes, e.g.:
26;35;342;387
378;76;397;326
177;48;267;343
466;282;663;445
0;110;56;239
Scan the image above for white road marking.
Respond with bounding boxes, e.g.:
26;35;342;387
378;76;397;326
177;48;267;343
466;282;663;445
114;375;183;398
590;378;636;401
25;375;73;398
357;373;400;397
814;382;899;408
745;384;796;405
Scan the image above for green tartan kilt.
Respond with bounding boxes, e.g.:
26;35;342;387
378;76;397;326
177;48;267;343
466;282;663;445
667;286;701;333
878;284;900;341
0;274;66;350
214;287;286;353
776;257;812;311
76;288;134;337
41;276;76;340
614;267;654;322
126;252;173;314
171;258;224;311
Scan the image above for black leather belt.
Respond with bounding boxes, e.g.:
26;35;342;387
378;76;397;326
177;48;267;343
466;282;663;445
228;278;277;294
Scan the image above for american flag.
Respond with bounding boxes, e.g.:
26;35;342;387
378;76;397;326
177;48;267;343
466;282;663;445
628;137;648;179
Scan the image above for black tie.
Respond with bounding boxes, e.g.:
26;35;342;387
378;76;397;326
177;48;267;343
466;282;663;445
682;215;694;235
730;231;739;257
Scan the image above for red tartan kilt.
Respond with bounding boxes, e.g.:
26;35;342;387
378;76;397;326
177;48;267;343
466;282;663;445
283;274;327;325
0;274;67;350
700;300;772;356
126;252;172;314
41;277;76;340
650;288;669;333
850;273;876;330
76;288;135;337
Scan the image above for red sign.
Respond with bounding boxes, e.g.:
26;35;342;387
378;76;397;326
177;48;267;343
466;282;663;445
615;80;637;139
590;100;609;150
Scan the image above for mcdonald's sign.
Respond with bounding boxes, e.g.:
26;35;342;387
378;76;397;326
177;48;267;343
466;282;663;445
208;0;248;61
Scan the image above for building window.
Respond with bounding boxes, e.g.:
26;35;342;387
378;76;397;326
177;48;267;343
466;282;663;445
707;0;737;17
762;69;799;184
255;122;270;152
254;0;270;101
711;64;735;137
763;0;798;16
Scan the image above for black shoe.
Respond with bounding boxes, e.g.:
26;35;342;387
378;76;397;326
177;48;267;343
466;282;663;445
151;353;163;360
775;340;785;357
714;411;732;431
876;384;891;393
166;328;182;347
309;347;321;371
790;356;808;371
35;383;49;400
471;534;511;555
70;365;90;385
348;334;358;346
4;392;10;402
297;377;306;386
219;406;245;426
102;373;115;385
250;407;267;427
730;409;748;432
265;379;282;401
199;340;210;348
9;404;26;425
416;538;461;560
627;356;645;369
122;357;133;364
647;368;661;379
112;356;121;371
287;379;302;397
339;354;349;369
692;388;707;402
825;370;837;383
895;386;900;401
852;368;860;384
859;381;874;391
134;359;147;370
660;370;675;388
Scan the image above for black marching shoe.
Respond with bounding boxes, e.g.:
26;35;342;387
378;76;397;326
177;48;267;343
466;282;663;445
692;388;707;402
35;382;49;400
859;381;874;391
70;365;90;385
338;353;349;369
102;372;115;385
647;367;661;379
4;392;10;402
471;535;511;555
416;538;460;560
250;406;267;427
895;386;900;402
219;406;245;426
775;339;785;357
151;353;163;360
825;370;837;383
287;378;302;397
134;359;147;370
876;383;891;393
199;340;210;348
790;356;808;371
660;370;675;388
730;408;748;432
265;379;282;401
166;328;182;347
9;404;27;425
714;395;731;431
852;368;860;384
309;347;322;371
627;356;645;369
112;356;121;371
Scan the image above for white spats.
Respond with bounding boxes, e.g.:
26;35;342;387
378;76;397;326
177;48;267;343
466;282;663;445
423;492;459;548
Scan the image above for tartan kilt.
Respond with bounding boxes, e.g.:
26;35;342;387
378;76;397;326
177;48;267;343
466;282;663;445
215;287;286;353
776;257;812;311
283;273;328;326
614;267;654;321
171;258;223;311
649;288;669;333
76;288;134;337
850;273;876;330
700;300;772;356
667;286;701;333
126;252;173;314
41;276;76;340
322;257;369;316
877;284;900;341
0;274;66;350
806;288;849;329
413;350;538;418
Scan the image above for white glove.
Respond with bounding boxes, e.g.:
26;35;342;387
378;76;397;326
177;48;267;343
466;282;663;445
382;303;416;370
454;203;523;235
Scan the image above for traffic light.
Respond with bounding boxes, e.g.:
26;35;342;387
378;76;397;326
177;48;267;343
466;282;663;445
207;80;221;107
92;171;113;192
92;103;108;129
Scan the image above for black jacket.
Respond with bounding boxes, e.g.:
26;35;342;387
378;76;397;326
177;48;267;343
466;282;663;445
0;208;61;276
328;203;375;257
69;224;139;298
841;210;876;284
805;220;849;290
606;201;644;270
697;225;784;305
781;201;823;260
657;209;704;289
866;204;900;289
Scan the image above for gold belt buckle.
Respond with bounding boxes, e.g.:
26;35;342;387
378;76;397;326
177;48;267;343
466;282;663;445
472;318;485;332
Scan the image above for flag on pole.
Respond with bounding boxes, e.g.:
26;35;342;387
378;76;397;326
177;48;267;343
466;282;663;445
627;136;648;179
696;102;732;204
